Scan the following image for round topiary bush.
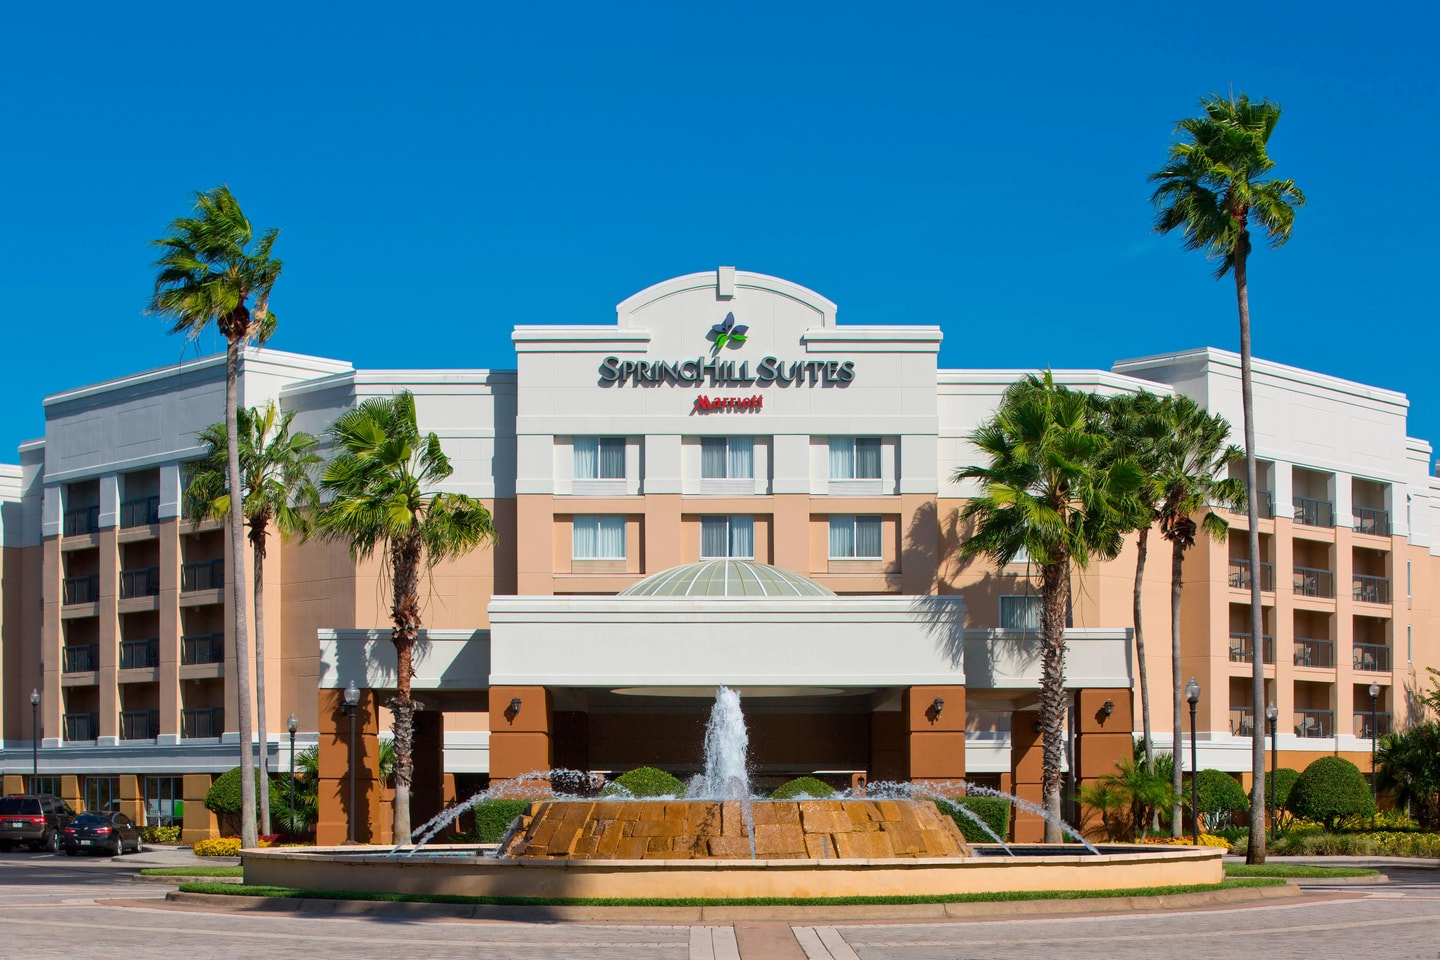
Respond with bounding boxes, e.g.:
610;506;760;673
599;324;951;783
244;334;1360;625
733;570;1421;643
1287;756;1376;830
769;777;836;800
601;766;685;798
1184;769;1249;831
204;767;292;833
1267;767;1300;823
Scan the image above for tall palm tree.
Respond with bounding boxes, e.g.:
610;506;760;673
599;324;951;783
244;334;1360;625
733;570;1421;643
956;372;1142;841
185;402;321;834
1150;92;1304;862
316;391;495;840
148;186;282;850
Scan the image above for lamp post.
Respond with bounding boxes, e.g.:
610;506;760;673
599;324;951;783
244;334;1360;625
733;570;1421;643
30;689;40;787
287;712;298;840
1369;681;1380;829
343;681;360;844
1185;676;1201;846
1265;701;1278;841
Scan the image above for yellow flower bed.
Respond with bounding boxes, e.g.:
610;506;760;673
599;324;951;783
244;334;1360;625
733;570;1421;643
1142;833;1229;848
192;837;242;857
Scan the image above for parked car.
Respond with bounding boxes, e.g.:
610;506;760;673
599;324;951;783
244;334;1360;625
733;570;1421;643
0;795;76;852
63;811;142;857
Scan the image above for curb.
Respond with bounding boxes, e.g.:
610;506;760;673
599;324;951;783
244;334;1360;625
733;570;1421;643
1287;874;1389;886
134;874;242;885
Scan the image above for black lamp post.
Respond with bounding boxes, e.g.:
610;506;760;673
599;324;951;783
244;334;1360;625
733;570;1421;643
29;688;40;787
1185;676;1201;846
1369;681;1380;828
287;712;298;840
343;681;360;844
1265;701;1278;841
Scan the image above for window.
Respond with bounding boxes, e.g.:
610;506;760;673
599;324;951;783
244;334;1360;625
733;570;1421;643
573;516;626;560
573;437;625;480
700;516;754;558
28;776;61;797
1408;624;1413;663
144;776;184;826
828;438;882;480
85;776;120;813
828;515;882;559
701;437;753;479
999;595;1042;631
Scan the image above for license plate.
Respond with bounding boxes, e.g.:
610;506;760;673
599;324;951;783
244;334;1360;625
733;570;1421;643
80;840;92;846
7;822;23;828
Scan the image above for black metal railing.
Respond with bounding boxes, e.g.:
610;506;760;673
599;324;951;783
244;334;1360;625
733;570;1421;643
120;496;160;528
1352;505;1391;537
181;558;224;592
1229;708;1256;737
1293;496;1335;528
62;644;99;672
1353;642;1391;673
1256;489;1275;519
1228;632;1275;664
181;633;225;665
120;566;160;599
62;574;99;604
1294;566;1335;598
119;710;160;740
1228;559;1275;591
1355;712;1392;739
119;638;159;670
63;712;99;741
181;707;224;739
63;505;99;536
1293;637;1335;668
1294;709;1333;738
1354;574;1391;605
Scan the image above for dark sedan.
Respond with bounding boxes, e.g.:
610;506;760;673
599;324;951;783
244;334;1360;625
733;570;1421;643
62;812;142;857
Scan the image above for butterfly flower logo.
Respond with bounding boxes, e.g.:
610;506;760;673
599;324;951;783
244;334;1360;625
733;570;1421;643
709;312;749;352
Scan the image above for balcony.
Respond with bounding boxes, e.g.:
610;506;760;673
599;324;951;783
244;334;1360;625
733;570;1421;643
181;706;224;739
120;496;160;528
62;644;99;673
1228;559;1274;591
63;506;99;537
63;712;99;741
181;559;224;592
1293;496;1335;528
119;710;160;740
1293;637;1335;669
1294;566;1335;599
1293;709;1334;738
1228;632;1274;664
1228;708;1256;737
1355;712;1393;739
120;567;160;599
1352;506;1391;538
1353;642;1391;673
119;638;159;670
1353;574;1391;605
181;633;225;665
62;575;99;605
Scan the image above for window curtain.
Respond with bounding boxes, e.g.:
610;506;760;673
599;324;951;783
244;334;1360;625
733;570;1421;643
728;437;753;478
1000;596;1042;630
700;517;728;557
854;515;882;557
728;516;753;557
574;516;626;559
855;438;882;479
573;438;597;479
828;438;854;479
597;438;625;479
829;515;855;557
701;438;727;479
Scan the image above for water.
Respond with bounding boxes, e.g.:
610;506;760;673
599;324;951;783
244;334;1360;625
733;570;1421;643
687;686;757;858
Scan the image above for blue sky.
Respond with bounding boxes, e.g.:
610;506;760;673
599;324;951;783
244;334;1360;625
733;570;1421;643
2;2;1436;461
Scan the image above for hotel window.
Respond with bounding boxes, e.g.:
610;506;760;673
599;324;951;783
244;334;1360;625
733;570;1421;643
572;516;626;560
700;516;754;559
1408;624;1413;663
828;515;882;559
574;437;625;480
701;437;753;479
999;595;1042;631
828;437;882;480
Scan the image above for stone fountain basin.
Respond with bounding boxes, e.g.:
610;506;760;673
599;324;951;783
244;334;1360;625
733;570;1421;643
242;845;1223;901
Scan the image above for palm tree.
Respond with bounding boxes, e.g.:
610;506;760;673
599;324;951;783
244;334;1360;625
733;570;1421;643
148;186;282;850
185;402;321;834
316;391;496;840
955;372;1141;841
1150;92;1304;863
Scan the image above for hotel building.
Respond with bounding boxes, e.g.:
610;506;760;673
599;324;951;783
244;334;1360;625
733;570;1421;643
0;268;1436;843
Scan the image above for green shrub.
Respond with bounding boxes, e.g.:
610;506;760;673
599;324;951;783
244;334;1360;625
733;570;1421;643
1184;770;1248;832
469;799;532;843
192;837;241;857
205;767;290;816
769;777;835;800
934;796;1011;844
1272;830;1440;857
1287;756;1375;831
600;766;685;798
140;825;182;844
1267;767;1300;831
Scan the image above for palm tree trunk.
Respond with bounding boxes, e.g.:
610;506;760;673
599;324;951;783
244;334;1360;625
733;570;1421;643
1236;247;1269;864
252;530;271;836
1170;536;1185;837
1133;526;1157;831
389;531;423;842
1039;560;1069;843
225;341;257;850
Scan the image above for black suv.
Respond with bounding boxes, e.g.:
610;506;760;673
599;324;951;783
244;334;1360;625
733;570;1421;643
0;795;77;852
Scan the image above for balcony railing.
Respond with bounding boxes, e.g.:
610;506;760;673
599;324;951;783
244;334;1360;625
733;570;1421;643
1293;496;1335;528
119;709;160;740
1353;642;1391;673
1294;566;1335;598
1228;559;1275;591
181;633;225;665
181;706;224;739
63;712;99;741
1355;712;1393;739
62;574;99;605
1293;637;1335;669
1293;709;1334;738
63;505;99;536
1228;708;1256;737
120;566;160;599
181;558;224;592
1256;488;1275;519
120;496;160;528
1352;506;1391;537
1228;632;1274;664
1353;574;1391;605
119;638;159;670
62;644;98;673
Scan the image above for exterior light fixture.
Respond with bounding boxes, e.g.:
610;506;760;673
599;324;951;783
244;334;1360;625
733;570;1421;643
342;681;360;844
344;680;360;710
29;688;40;783
1265;701;1278;841
1368;682;1381;828
1101;699;1114;718
931;697;944;716
510;696;523;715
287;712;299;840
1184;676;1200;846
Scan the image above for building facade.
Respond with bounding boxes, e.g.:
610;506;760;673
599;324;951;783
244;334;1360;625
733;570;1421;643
0;268;1436;842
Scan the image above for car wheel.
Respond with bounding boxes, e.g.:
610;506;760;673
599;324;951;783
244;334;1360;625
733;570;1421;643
134;839;144;854
112;835;124;857
46;830;61;853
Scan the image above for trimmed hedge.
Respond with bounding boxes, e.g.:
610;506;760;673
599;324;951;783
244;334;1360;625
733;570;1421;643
205;767;290;817
193;837;241;857
140;825;181;844
769;777;836;800
1183;770;1248;831
1287;756;1375;831
600;766;685;798
935;796;1011;844
471;799;532;843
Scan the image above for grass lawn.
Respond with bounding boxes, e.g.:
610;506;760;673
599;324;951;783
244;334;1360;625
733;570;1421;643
1224;864;1378;879
141;866;244;878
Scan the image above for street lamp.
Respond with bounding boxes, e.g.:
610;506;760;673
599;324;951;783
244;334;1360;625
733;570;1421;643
1265;701;1278;841
1369;681;1380;828
287;712;298;840
1185;676;1201;846
30;689;40;787
343;681;360;844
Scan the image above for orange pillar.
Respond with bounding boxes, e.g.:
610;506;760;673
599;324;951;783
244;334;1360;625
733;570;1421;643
1010;709;1045;842
1073;688;1135;841
488;686;552;782
906;685;966;784
316;688;385;845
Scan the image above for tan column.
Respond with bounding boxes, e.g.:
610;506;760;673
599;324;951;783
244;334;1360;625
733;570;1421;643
906;685;966;783
118;774;143;824
41;538;62;743
487;686;552;781
1010;709;1044;842
97;527;119;739
316;688;383;845
157;518;181;738
643;494;681;573
899;495;939;595
515;494;554;594
181;773;217;842
1073;689;1134;841
771;494;810;574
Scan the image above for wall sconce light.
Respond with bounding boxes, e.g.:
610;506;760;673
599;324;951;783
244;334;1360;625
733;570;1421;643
1101;699;1114;719
931;697;944;716
343;679;360;714
1033;720;1043;733
509;696;523;715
